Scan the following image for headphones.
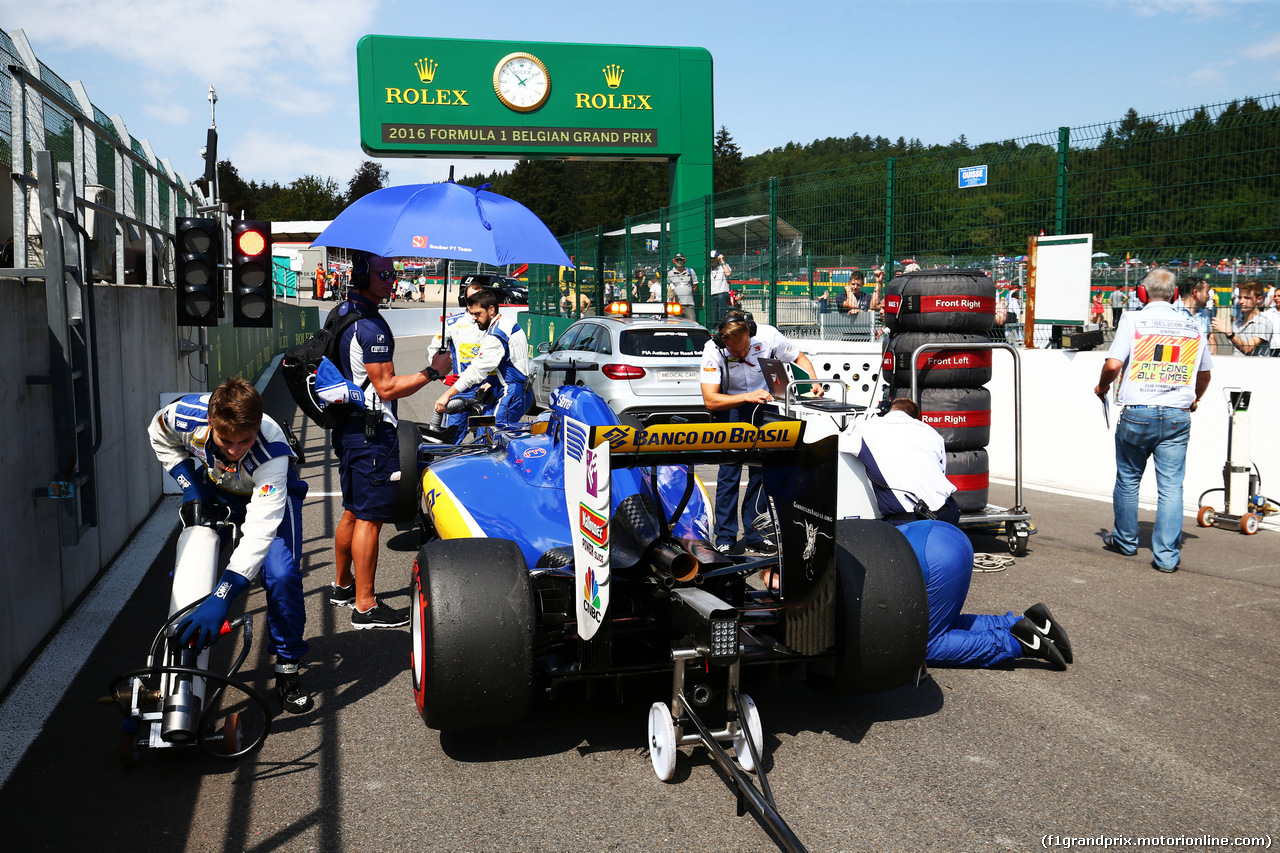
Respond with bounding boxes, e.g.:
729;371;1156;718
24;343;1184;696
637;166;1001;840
350;252;371;288
713;311;756;349
1135;283;1177;305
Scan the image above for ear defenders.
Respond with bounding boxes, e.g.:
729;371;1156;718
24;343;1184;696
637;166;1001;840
1136;283;1149;305
713;311;756;349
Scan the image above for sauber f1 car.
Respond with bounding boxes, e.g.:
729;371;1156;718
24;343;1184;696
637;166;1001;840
405;385;928;852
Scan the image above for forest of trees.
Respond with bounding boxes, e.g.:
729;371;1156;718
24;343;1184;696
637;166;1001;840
204;97;1279;260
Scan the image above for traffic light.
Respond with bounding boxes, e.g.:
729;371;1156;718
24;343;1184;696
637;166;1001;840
174;217;222;326
231;220;273;328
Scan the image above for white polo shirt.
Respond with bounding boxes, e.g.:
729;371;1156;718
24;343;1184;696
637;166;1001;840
839;410;955;515
1107;300;1212;408
700;323;800;394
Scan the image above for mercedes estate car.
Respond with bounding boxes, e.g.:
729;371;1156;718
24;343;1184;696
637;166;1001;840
529;303;712;427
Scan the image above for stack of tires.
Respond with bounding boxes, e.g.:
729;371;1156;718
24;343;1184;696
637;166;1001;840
881;269;997;513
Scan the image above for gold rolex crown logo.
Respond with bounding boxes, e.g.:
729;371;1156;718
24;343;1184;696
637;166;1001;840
602;64;624;89
415;57;438;84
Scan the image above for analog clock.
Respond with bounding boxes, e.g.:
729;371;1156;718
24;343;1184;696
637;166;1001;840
493;52;551;113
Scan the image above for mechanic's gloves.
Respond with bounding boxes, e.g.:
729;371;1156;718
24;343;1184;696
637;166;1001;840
177;571;250;650
169;458;213;504
443;374;459;386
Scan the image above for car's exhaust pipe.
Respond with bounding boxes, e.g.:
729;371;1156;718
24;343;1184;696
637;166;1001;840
647;538;700;586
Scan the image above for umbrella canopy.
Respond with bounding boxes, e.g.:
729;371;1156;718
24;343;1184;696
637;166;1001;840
311;181;572;268
1091;251;1110;258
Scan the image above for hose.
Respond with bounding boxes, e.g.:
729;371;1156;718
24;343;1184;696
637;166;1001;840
973;553;1013;573
108;665;272;760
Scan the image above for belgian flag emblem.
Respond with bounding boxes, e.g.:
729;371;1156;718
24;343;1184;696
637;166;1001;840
1152;343;1181;362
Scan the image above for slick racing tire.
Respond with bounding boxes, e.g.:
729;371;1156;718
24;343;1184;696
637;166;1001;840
894;386;991;451
882;269;997;334
392;419;424;525
808;519;928;695
947;448;989;513
411;538;534;730
886;332;993;390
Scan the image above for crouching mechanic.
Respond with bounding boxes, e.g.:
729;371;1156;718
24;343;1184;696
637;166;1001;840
149;378;313;713
898;520;1074;670
839;398;961;525
434;287;532;429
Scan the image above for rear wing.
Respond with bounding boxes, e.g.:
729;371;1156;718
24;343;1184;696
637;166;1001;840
576;418;810;468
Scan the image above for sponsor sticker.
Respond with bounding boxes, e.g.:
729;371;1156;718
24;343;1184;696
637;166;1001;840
258;483;277;497
579;503;608;547
594;422;803;453
412;235;428;248
523;447;546;458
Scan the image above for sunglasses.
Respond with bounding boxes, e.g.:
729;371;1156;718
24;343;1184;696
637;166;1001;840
375;269;395;281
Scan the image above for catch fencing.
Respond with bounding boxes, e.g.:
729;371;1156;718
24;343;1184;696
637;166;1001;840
518;93;1280;349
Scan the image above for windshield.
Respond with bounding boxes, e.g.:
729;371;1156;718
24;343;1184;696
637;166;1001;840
619;328;710;357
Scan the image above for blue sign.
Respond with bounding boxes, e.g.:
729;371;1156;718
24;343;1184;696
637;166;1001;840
958;165;988;188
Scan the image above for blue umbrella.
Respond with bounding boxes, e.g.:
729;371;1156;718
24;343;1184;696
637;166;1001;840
311;181;573;268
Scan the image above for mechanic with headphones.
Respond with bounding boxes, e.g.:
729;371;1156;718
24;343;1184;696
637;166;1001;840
700;311;824;555
330;251;436;629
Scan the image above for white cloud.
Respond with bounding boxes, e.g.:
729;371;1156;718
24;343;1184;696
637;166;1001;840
3;0;377;111
1130;0;1245;19
142;101;192;124
1188;66;1228;85
1242;32;1280;59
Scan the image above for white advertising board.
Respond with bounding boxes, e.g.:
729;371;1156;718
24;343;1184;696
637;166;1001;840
1033;233;1092;325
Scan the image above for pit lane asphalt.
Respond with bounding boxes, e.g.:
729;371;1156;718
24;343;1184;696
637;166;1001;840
1;330;1277;852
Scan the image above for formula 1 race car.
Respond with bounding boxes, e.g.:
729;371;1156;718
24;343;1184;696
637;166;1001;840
402;385;928;851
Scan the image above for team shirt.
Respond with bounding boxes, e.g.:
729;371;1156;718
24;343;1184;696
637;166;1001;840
443;310;486;374
453;312;531;395
839;410;956;516
149;394;300;584
699;323;801;395
1106;300;1213;408
334;291;397;426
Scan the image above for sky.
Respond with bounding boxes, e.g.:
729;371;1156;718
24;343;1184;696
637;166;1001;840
4;0;1280;192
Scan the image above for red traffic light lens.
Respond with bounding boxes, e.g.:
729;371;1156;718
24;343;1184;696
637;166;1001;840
237;230;266;257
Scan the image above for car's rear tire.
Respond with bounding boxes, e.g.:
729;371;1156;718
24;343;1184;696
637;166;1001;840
393;419;423;524
411;538;534;730
809;520;928;695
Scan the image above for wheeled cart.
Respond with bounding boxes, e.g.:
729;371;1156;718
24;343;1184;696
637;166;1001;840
909;341;1033;557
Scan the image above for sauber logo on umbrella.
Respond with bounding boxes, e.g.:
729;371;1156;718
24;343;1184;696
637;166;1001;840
412;236;428;248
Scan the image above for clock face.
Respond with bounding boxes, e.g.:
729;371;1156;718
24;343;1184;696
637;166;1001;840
493;52;550;112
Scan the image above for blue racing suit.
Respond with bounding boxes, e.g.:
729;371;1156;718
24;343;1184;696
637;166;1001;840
149;395;309;662
897;520;1020;668
452;312;532;430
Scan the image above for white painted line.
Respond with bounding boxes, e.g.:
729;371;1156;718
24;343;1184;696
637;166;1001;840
307;492;343;498
0;496;181;788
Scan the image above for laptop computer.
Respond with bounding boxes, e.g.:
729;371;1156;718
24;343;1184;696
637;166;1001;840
758;357;791;397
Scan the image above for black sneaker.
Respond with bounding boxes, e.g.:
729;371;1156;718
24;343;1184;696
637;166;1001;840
329;582;356;608
1010;617;1067;671
1101;533;1136;557
351;602;410;630
275;662;314;714
742;539;778;557
1023;603;1073;665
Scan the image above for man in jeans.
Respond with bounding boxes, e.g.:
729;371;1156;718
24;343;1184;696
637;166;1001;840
1094;268;1212;573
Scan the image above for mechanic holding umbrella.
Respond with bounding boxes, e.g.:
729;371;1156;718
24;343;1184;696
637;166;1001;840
699;310;823;555
434;288;533;431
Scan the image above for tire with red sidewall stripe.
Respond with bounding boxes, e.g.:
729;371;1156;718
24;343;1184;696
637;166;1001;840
946;448;989;512
894;386;991;451
887;332;994;389
882;269;996;334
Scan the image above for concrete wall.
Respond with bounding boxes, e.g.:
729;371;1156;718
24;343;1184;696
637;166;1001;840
0;281;198;692
803;340;1280;514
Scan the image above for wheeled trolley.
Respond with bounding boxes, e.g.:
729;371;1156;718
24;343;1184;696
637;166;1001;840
909;341;1033;557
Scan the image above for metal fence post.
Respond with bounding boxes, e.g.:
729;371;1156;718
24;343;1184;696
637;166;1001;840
884;157;896;274
1056;126;1069;237
768;176;778;325
624;215;632;302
